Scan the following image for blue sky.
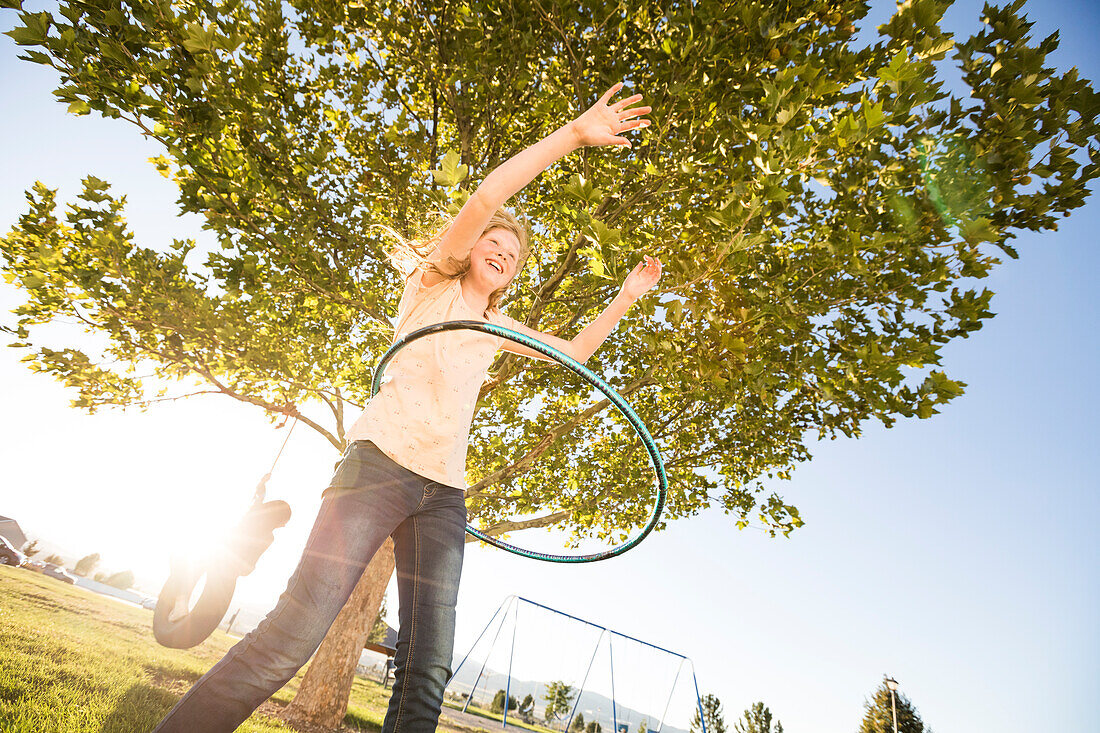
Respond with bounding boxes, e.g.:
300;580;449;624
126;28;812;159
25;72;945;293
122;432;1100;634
1;1;1097;731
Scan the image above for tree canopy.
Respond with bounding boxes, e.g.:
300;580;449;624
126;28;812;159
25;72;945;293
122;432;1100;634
491;688;520;714
3;0;1098;542
72;552;101;577
733;701;782;733
692;693;729;733
543;680;576;724
858;680;927;733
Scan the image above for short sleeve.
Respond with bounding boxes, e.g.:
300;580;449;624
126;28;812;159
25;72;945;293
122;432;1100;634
485;308;522;349
400;264;425;299
399;265;455;315
486;308;519;330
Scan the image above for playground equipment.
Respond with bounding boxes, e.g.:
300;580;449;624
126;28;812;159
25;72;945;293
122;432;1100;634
152;420;296;648
374;320;668;563
447;595;708;733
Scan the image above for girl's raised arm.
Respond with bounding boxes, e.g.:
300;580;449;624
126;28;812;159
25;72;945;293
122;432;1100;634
423;82;650;277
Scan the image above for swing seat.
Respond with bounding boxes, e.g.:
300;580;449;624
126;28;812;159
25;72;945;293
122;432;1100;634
153;561;239;649
153;499;292;649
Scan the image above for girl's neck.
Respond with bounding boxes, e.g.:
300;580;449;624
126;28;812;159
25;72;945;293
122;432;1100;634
459;278;491;317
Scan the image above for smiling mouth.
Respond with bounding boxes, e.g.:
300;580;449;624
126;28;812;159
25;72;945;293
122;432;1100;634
487;260;503;274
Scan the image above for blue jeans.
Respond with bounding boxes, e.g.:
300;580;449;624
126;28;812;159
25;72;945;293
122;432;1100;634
152;440;468;732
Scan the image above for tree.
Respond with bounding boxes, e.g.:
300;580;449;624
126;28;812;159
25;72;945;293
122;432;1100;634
72;553;100;577
42;554;64;566
637;717;649;733
104;569;135;589
586;721;603;733
283;537;394;725
4;0;1098;724
519;693;536;724
491;688;519;714
543;681;576;726
858;681;927;733
366;592;388;644
572;712;586;732
733;702;783;733
692;693;728;733
21;539;40;557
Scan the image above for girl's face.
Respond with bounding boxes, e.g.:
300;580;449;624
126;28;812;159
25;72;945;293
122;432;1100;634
467;227;522;291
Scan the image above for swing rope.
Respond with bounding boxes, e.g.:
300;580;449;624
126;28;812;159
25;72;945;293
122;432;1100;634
253;416;298;505
268;415;297;475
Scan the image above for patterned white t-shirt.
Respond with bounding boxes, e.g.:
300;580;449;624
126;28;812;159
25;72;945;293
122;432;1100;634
344;268;519;489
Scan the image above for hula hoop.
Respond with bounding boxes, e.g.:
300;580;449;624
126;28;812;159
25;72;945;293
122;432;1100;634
371;319;667;563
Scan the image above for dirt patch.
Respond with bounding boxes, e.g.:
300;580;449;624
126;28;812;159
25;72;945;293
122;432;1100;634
138;668;482;733
144;667;193;696
438;707;510;733
266;700;379;733
258;699;490;733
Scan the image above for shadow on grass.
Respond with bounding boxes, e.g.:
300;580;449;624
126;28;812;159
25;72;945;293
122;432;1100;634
143;659;204;687
98;683;179;733
343;706;383;732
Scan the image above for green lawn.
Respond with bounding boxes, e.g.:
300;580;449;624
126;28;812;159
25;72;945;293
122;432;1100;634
0;566;473;733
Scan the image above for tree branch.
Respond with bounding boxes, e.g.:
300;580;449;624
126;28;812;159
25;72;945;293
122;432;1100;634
467;370;658;496
464;510;572;542
528;197;615;326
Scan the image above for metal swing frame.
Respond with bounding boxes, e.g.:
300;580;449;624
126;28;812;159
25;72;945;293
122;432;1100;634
449;595;709;733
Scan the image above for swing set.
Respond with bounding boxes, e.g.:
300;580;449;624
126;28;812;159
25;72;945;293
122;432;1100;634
448;596;709;733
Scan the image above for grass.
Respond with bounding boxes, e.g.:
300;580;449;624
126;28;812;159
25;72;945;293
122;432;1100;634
0;566;483;733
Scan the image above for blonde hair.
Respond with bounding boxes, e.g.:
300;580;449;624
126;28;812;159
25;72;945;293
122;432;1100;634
378;207;532;313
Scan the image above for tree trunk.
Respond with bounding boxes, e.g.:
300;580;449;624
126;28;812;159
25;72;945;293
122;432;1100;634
285;537;396;727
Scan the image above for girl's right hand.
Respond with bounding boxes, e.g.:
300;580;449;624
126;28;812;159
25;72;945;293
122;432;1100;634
569;81;651;149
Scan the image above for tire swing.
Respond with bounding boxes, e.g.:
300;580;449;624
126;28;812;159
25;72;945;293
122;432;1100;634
152;421;296;649
372;320;667;563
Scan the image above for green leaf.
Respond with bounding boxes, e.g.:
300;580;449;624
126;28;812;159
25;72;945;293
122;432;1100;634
4;16;48;46
764;183;790;202
429;149;468;187
666;298;684;323
16;49;51;65
863;99;885;128
182;23;215;54
958;216;997;245
917;37;955;60
582;247;609;279
587;218;620;248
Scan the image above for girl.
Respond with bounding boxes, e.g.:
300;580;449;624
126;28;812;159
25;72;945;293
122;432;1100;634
153;80;660;733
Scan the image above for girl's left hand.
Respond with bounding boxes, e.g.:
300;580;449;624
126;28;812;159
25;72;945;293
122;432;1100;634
569;81;652;149
620;255;662;300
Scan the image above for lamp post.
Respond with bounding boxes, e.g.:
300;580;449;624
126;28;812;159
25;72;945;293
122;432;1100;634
883;676;899;733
